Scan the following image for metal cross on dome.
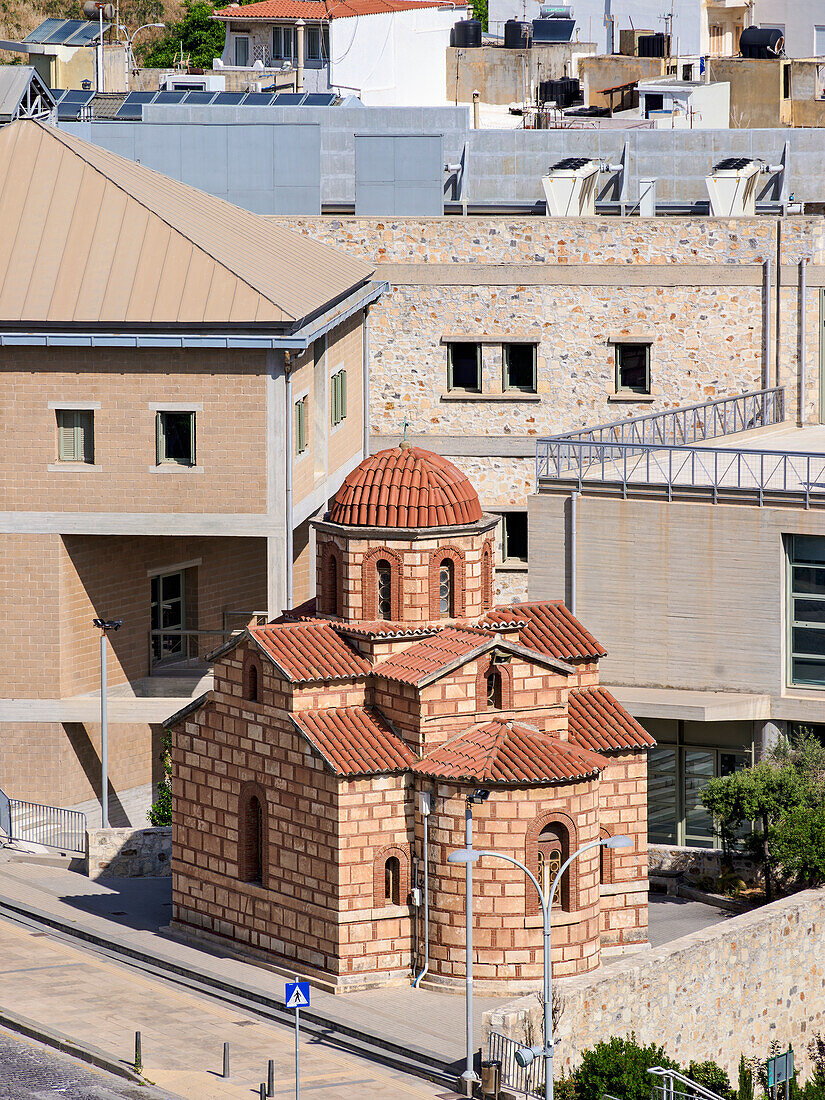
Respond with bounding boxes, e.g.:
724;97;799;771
401;415;411;442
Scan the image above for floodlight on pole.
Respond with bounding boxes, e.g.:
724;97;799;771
448;833;634;1100
93;618;122;828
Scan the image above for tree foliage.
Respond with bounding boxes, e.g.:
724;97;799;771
142;0;225;69
688;1061;733;1100
573;1034;679;1100
147;731;172;826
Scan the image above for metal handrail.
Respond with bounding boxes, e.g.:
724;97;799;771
649;1068;728;1100
489;1032;542;1098
149;628;239;671
0;789;86;854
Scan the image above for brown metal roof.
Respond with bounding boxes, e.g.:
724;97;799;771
0;121;374;328
291;706;417;775
415;719;609;784
567;687;656;753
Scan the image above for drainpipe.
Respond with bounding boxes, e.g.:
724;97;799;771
764;256;772;391
284;350;294;611
570;492;577;615
363;305;371;458
295;20;305;92
800;256;808;426
412;789;432;988
775;219;782;390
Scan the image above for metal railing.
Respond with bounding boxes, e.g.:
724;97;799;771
533;388;825;504
149;629;238;672
0;787;86;854
649;1068;729;1100
488;1032;542;1098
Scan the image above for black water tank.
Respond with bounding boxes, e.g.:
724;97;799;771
638;32;669;57
739;25;784;58
504;19;532;48
453;18;482;47
539;76;580;107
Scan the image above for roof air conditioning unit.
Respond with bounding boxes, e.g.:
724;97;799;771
706;157;782;216
541;157;616;216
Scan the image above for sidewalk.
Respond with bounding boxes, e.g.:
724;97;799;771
0;912;460;1099
0;856;503;1068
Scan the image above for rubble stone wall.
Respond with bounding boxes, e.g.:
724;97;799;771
85;827;171;879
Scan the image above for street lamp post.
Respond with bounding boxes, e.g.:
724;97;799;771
459;789;489;1095
119;23;165;90
93;618;122;828
449;833;632;1100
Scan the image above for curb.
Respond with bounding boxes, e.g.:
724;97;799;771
0;1006;146;1085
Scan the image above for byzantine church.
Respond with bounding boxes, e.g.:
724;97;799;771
169;443;653;992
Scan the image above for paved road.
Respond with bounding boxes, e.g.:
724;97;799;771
0;1029;164;1100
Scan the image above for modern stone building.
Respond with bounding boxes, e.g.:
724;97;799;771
0;119;381;821
287;214;823;602
169;445;652;992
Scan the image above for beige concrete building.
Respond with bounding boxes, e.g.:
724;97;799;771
0;120;382;823
529;390;825;847
285;213;823;605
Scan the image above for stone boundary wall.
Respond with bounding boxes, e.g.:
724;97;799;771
484;888;825;1079
649;843;761;884
85;827;171;879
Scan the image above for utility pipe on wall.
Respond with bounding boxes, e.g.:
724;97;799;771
284;350;294;611
412;790;432;988
363;306;370;458
570;491;580;615
764;256;772;391
295;20;305;93
800;256;808;426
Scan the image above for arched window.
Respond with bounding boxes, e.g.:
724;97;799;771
326;553;339;616
486;669;502;709
481;541;494;609
439;559;454;617
243;657;261;703
239;789;265;885
384;855;400;905
600;828;614;885
537;823;570;912
377;559;392;620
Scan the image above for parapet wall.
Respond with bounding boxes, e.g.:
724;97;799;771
484;888;825;1078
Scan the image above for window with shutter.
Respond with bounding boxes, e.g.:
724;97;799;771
56;410;94;463
330;369;348;427
295;396;308;455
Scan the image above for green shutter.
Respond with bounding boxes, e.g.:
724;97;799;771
341;370;347;421
57;410;93;463
295;397;307;454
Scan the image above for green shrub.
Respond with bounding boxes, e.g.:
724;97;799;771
573;1034;679;1100
147;732;172;826
688;1060;733;1099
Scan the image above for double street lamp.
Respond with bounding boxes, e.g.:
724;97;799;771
448;832;633;1100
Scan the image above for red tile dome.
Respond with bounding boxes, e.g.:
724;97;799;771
328;445;484;528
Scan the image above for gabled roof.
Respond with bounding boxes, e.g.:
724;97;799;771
214;0;458;21
568;687;655;753
415;720;609;784
250;623;371;682
480;602;607;662
290;706;416;776
0;121;373;329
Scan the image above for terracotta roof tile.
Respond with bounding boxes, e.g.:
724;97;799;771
415;720;609;784
481;602;607;661
568;687;655;753
333;621;442;639
215;0;455;19
291;706;416;775
371;628;487;684
250;622;370;682
328;447;484;529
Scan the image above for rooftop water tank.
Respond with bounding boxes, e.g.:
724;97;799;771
453;18;482;47
739;26;784;58
504;19;532;48
638;32;669;57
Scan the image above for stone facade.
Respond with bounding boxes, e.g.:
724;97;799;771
85;826;172;879
485;887;825;1080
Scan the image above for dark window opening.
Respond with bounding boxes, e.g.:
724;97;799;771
156;411;195;466
326;554;339;616
439;559;454;617
377;560;392;620
242;795;263;884
384;855;400;905
783;63;791;100
246;662;259;703
486;669;502;709
615;343;651;395
503;344;537;392
502;513;528;563
447;342;481;393
644;92;664;118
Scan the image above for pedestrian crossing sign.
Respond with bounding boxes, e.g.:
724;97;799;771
285;981;310;1009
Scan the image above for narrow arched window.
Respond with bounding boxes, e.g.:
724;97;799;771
384;855;400;905
247;663;259;702
242;794;263;884
486;669;502;709
326;553;339;616
377;560;392;620
439;559;454;617
537;823;570;911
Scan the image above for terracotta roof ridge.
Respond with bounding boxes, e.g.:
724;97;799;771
25;122;301;324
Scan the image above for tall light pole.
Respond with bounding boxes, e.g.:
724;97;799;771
449;833;632;1100
93;618;122;828
458;788;489;1095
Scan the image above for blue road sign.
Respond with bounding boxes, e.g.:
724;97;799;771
767;1050;794;1088
285;981;310;1010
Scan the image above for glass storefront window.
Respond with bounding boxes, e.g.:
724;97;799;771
788;535;825;687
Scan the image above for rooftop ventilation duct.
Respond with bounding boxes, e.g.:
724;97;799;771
541;157;621;217
706;157;783;216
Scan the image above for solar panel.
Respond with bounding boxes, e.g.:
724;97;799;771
182;91;218;104
23;18;64;43
56;90;95;120
115;91;157;120
242;92;276;106
212;91;246;105
50;89;66;101
301;92;337;106
271;93;305;105
64;21;108;45
152;90;187;104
